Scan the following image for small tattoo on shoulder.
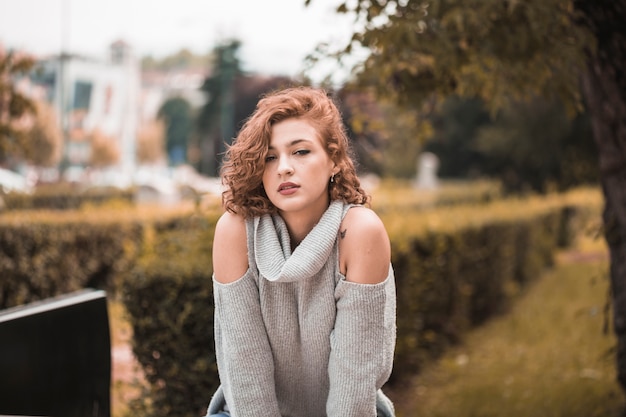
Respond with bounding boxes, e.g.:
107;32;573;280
340;229;347;239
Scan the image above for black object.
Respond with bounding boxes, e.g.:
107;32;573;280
0;289;111;417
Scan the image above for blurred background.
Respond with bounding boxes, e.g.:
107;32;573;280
0;0;356;194
1;1;624;417
0;0;602;195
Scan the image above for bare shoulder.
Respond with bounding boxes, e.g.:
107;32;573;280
341;206;388;235
215;210;247;234
339;206;391;284
213;211;249;283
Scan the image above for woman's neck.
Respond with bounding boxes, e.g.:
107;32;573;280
279;200;330;250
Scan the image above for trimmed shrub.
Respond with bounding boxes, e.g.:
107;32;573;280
0;211;142;309
2;184;135;211
380;188;601;384
122;212;220;417
0;204;201;309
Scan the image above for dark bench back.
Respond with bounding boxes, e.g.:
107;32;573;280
0;289;111;417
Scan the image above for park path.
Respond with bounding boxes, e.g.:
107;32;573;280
110;303;145;417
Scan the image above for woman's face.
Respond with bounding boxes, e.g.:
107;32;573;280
263;118;337;218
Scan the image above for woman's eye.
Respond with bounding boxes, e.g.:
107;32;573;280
294;149;310;156
265;155;277;162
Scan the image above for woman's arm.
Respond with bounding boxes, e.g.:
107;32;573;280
211;211;281;417
327;207;396;416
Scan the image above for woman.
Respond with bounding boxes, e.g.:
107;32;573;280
206;86;396;417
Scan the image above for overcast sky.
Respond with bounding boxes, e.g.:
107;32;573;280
0;0;359;83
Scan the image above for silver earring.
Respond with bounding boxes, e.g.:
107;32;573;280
330;173;335;183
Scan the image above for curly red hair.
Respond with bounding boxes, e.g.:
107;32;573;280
220;86;370;218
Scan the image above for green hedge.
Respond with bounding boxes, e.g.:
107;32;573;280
0;211;141;308
0;205;202;309
0;203;219;417
1;184;135;211
373;179;504;213
385;211;559;383
121;213;219;417
379;188;601;383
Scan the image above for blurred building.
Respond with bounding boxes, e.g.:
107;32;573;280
15;40;213;189
29;40;140;183
140;68;207;121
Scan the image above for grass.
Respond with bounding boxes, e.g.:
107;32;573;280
387;234;625;417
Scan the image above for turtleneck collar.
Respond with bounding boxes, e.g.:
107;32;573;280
253;200;344;283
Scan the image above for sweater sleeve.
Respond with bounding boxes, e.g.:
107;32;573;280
213;269;282;417
327;266;397;417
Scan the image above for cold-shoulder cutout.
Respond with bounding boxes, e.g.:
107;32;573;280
213;211;249;284
338;206;391;284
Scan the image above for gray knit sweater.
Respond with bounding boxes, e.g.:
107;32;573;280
207;200;397;417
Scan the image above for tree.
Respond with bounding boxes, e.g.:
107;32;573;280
377;99;430;178
336;88;387;175
424;95;598;192
424;96;490;179
157;97;193;165
336;87;429;178
473;98;597;192
0;46;36;165
310;0;626;392
573;2;626;392
196;40;244;176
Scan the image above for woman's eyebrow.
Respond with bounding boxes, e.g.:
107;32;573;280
268;138;311;149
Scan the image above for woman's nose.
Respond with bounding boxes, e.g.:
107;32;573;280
277;156;293;175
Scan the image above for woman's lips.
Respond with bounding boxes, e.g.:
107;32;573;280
278;182;299;195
